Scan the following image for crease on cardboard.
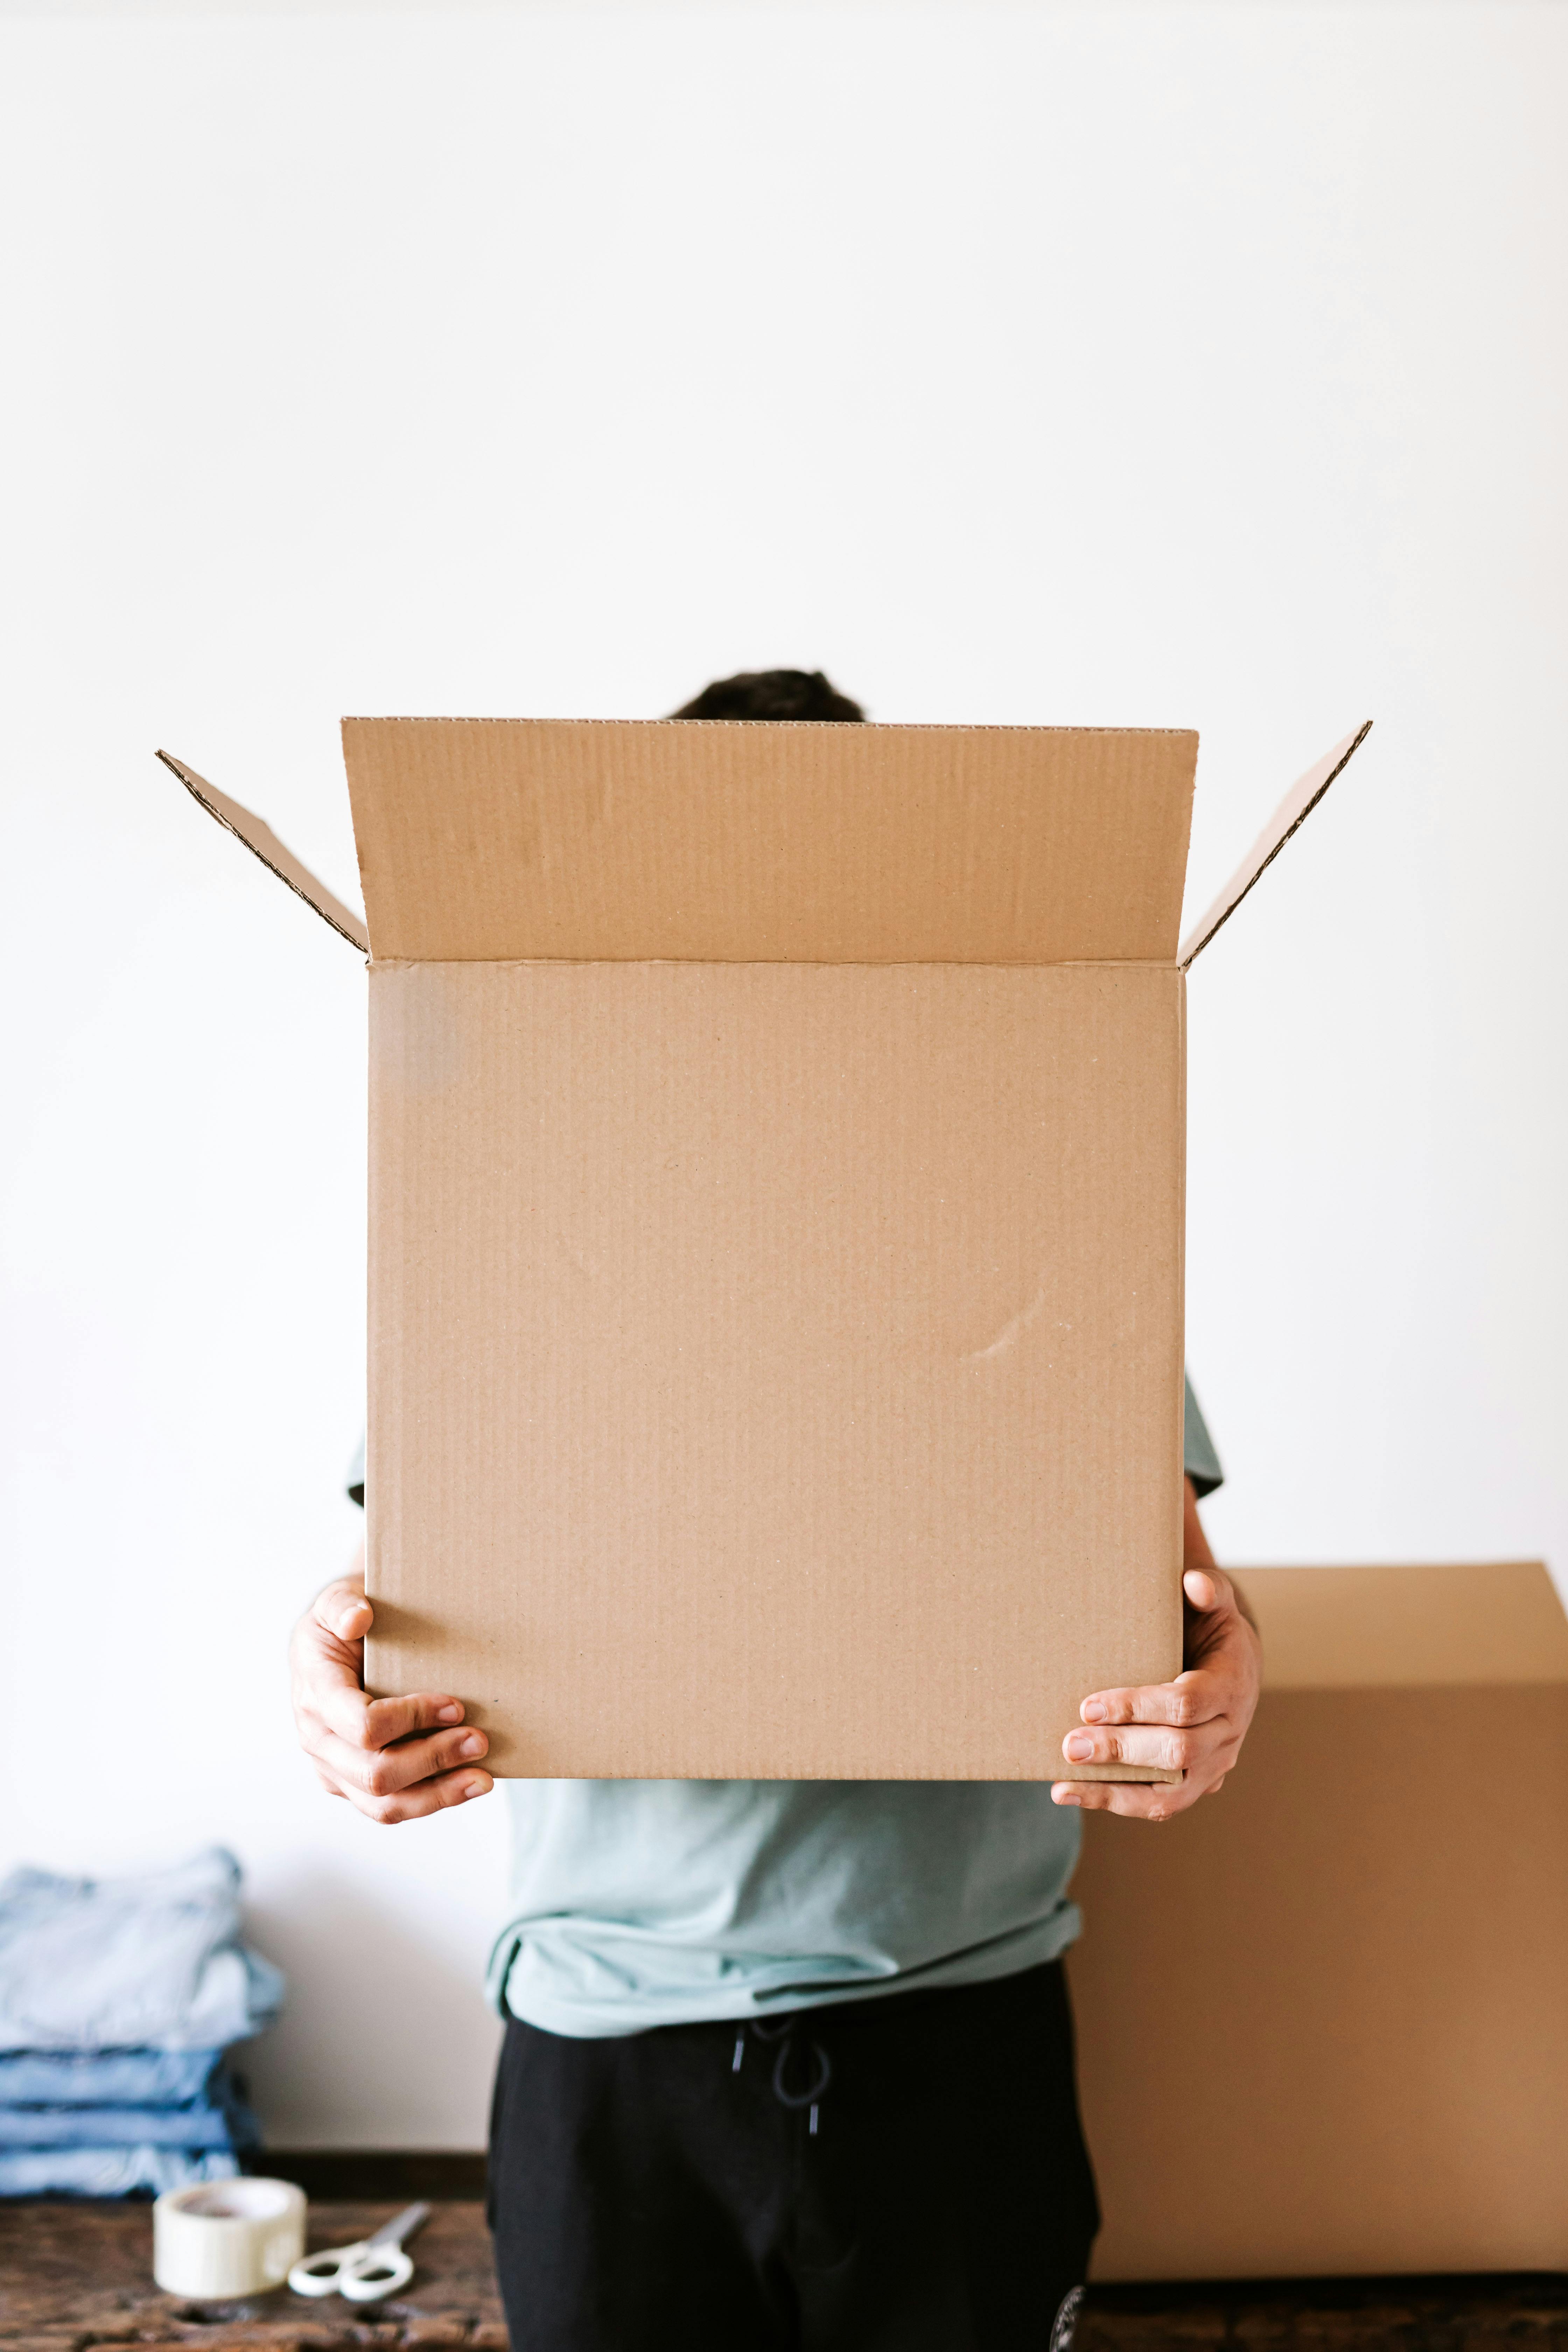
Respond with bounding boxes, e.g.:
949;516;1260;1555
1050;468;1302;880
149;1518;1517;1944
1177;721;1372;970
965;1280;1050;1362
156;750;370;954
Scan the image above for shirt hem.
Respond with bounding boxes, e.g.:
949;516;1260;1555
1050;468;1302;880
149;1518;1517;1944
492;1905;1083;2040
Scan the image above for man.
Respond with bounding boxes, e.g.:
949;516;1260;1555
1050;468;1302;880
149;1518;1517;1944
290;670;1261;2352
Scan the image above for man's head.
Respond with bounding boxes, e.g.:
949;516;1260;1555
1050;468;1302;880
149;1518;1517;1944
670;669;864;723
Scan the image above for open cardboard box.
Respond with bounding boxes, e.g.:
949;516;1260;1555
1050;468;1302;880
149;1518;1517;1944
1072;1559;1568;2277
162;717;1369;1779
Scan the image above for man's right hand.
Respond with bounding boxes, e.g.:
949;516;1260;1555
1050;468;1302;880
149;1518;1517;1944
290;1551;494;1823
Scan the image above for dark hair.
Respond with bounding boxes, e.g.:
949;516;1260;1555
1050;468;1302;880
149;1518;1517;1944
670;669;865;723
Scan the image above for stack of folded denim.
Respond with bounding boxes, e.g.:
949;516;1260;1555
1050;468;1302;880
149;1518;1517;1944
0;1847;284;2197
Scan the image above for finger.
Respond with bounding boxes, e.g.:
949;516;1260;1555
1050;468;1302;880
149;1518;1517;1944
311;1720;491;1801
1077;1669;1227;1730
307;1679;470;1750
1182;1564;1240;1620
331;1762;494;1826
1051;1779;1195;1822
1060;1717;1231;1775
312;1577;372;1646
293;1586;467;1747
290;1592;371;1695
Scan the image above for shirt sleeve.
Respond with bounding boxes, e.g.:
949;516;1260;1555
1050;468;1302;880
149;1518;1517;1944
1182;1372;1224;1498
346;1432;365;1510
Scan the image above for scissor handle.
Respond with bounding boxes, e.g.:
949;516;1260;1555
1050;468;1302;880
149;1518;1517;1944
288;2241;369;2297
339;2245;415;2303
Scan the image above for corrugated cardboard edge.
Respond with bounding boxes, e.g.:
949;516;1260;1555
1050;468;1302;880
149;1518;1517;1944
340;716;1202;735
156;750;369;954
1178;721;1373;970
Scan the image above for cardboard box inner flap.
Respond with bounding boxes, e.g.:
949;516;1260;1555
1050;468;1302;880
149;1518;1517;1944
341;719;1198;964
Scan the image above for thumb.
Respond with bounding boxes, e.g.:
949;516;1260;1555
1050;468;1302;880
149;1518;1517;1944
1182;1564;1237;1619
314;1583;373;1645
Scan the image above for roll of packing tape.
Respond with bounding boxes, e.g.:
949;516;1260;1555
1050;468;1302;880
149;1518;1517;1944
153;2178;307;2296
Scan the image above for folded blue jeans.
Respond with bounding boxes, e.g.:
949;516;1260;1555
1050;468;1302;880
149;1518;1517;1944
0;2048;224;2106
0;1849;283;2053
0;2087;259;2150
0;2144;241;2198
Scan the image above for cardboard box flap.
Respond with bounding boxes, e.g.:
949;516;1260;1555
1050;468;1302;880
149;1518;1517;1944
1178;721;1372;970
158;751;369;953
1236;1560;1568;1690
341;718;1198;964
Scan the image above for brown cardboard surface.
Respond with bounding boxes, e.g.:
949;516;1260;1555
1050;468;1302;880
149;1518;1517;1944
1237;1558;1568;1688
340;719;1198;965
1071;1561;1568;2278
364;958;1186;1778
157;752;369;953
1178;720;1371;968
163;720;1376;1783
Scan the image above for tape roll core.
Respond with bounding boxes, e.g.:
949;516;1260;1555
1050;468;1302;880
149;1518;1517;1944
153;2177;307;2296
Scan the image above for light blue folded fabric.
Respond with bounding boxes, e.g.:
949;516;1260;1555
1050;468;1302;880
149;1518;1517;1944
0;1849;284;2053
0;2083;259;2150
0;2143;241;2198
0;2047;223;2107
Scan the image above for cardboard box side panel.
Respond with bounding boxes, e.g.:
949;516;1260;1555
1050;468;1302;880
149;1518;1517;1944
341;720;1197;965
364;961;1185;1779
1235;1561;1568;1689
1072;1685;1568;2278
1172;969;1187;1603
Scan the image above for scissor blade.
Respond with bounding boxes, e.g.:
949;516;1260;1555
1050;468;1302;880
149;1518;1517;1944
368;2200;433;2248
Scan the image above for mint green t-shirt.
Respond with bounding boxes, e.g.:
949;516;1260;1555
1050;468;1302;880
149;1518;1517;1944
348;1376;1221;2038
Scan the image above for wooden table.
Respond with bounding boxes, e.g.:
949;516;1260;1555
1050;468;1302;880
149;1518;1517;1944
0;2202;506;2352
4;2199;1566;2351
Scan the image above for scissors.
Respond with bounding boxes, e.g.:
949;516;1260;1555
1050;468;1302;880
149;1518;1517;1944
288;2200;431;2302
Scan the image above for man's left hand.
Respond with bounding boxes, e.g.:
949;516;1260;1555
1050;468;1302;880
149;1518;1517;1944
1050;1486;1261;1822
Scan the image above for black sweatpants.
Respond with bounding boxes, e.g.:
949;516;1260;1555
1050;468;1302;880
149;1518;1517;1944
487;1959;1099;2352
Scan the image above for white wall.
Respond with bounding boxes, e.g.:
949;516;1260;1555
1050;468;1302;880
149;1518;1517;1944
2;0;1563;2148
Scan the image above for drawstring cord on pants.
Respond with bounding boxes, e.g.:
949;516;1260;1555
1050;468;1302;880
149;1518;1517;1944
731;2016;833;2136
